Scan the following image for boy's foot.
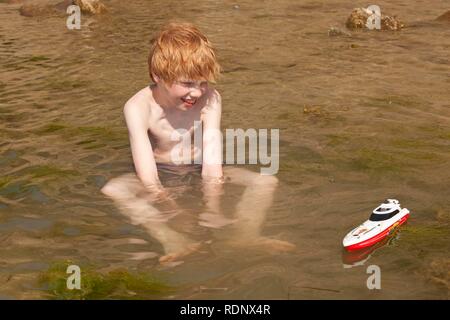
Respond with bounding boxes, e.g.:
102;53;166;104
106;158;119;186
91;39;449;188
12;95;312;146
198;213;237;229
159;242;202;264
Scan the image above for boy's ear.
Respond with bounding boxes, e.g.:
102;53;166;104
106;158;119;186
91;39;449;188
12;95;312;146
152;73;160;83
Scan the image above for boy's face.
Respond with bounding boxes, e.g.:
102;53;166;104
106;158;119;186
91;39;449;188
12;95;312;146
157;76;209;111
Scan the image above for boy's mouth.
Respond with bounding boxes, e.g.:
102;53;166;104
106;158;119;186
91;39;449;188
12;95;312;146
181;98;197;107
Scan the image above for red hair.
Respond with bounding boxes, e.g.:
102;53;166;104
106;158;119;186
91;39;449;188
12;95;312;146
148;22;221;84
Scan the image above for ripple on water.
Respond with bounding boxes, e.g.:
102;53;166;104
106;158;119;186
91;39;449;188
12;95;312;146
0;217;53;233
62;227;81;236
11;261;50;273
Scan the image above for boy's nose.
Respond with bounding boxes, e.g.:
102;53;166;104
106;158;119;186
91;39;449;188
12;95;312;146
189;87;203;98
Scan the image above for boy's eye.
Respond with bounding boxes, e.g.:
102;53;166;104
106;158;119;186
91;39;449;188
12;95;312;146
179;81;208;87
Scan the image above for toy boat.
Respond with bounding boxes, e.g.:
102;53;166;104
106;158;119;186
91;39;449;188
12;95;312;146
343;199;410;251
342;233;395;268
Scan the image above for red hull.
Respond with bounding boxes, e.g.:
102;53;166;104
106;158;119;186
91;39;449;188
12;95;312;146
345;214;409;252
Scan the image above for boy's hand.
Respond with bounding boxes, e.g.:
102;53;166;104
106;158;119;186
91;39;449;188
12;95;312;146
137;183;172;204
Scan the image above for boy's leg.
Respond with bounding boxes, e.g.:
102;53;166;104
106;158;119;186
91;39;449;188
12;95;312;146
222;167;295;251
101;174;200;263
199;178;238;229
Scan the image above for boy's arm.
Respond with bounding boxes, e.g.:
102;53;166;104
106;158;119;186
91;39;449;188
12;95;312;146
201;90;224;216
123;102;162;191
201;89;223;179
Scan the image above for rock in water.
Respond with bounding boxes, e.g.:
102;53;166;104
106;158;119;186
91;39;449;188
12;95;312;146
73;0;107;14
346;8;369;29
381;15;404;30
346;8;404;31
19;0;106;17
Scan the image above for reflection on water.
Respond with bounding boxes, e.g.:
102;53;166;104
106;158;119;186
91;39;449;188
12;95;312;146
1;0;449;298
341;232;396;269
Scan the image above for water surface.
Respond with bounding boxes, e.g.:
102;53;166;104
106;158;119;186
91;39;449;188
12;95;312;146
0;0;449;299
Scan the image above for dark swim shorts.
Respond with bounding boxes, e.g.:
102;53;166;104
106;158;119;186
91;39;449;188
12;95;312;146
156;163;202;187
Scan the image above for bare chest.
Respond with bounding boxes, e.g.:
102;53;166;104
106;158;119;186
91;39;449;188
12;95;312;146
148;110;202;150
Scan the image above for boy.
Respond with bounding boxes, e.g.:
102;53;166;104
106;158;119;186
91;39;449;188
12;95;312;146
102;22;291;264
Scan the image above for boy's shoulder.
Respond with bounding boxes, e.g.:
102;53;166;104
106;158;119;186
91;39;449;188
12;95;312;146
201;87;221;107
124;86;151;108
208;87;221;100
123;86;161;119
201;87;222;116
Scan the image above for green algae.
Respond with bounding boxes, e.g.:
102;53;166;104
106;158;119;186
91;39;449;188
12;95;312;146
325;134;351;147
439;132;450;140
0;176;12;189
403;151;440;161
76;139;97;145
398;223;450;291
280;147;326;178
391;138;431;149
39;261;173;300
391;138;443;163
28;55;50;62
36;123;124;139
417;125;450;141
283;147;323;164
0;165;81;194
34;123;125;149
83;143;108;149
46;79;90;91
401;224;449;245
35;123;67;134
349;147;403;174
25;165;80;179
75;126;121;137
325;133;444;177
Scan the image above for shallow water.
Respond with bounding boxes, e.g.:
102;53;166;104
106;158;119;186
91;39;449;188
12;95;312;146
0;0;449;299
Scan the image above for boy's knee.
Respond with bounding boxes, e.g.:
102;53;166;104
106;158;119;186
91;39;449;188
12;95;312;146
101;182;117;197
101;174;141;198
225;167;279;187
101;179;127;198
